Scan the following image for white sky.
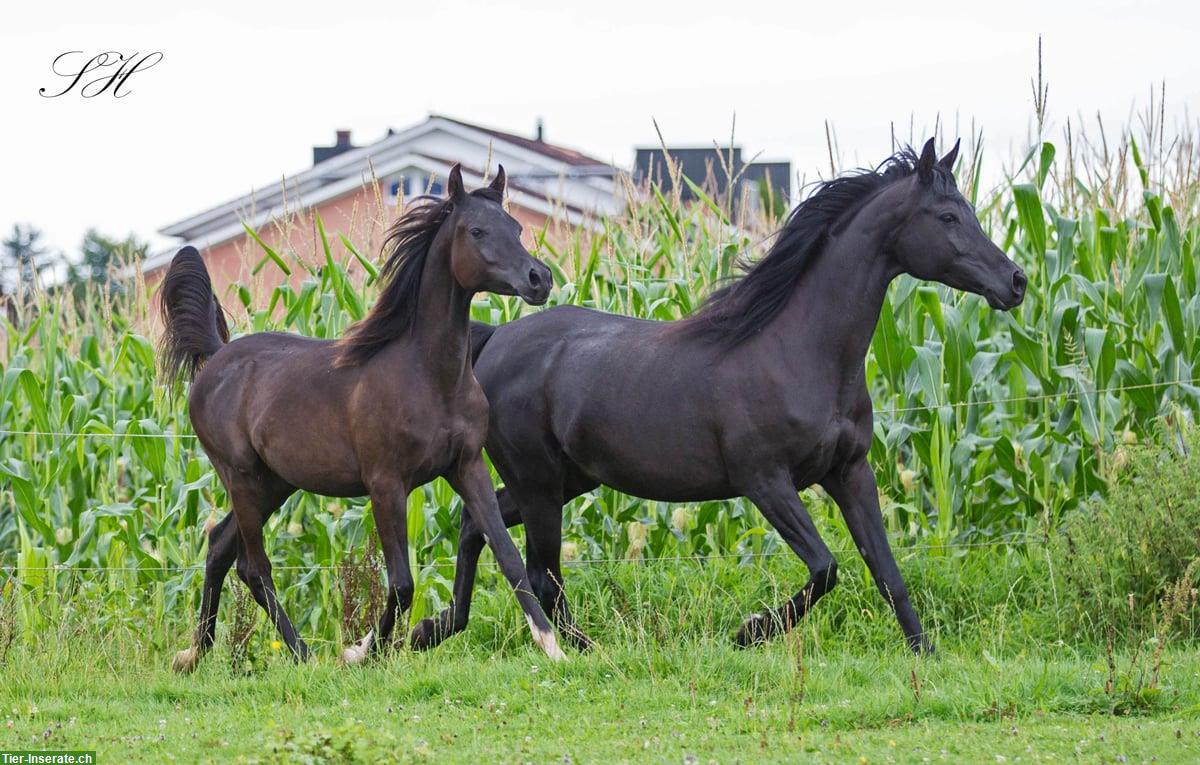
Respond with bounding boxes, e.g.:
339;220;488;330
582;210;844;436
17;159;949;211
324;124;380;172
2;0;1198;257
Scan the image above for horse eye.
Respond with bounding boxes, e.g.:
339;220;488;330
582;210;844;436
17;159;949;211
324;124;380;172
938;213;958;225
470;227;485;239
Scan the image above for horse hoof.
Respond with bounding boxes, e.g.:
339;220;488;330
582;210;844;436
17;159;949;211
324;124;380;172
340;631;373;665
409;618;440;651
734;614;769;648
527;616;567;662
172;647;201;674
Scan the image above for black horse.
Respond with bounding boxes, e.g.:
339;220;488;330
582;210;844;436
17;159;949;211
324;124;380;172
409;139;1026;654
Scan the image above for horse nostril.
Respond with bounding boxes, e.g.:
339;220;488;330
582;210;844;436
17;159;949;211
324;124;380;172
528;268;542;288
1012;270;1027;295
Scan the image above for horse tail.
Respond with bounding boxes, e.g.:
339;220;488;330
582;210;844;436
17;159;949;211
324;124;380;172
469;321;497;365
158;246;229;382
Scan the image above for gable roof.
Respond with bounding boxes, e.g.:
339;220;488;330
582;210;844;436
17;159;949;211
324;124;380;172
432;114;608;167
147;115;625;272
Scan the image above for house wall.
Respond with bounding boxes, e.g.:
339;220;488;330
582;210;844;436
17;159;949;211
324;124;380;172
145;187;553;311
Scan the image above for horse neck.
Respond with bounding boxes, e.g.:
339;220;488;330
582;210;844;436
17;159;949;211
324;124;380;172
406;235;474;384
768;197;904;372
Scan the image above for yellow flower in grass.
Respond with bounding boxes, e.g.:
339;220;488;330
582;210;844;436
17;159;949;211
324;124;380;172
270;640;282;651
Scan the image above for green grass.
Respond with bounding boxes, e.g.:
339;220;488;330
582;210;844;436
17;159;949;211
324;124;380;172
2;560;1199;762
2;627;1198;763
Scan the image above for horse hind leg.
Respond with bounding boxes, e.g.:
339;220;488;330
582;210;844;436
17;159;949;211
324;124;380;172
409;495;497;651
224;471;308;662
172;513;240;673
411;467;595;652
519;481;592;651
735;476;838;647
450;456;564;661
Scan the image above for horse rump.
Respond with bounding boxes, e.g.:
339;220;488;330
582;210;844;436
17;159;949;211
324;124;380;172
158;246;229;382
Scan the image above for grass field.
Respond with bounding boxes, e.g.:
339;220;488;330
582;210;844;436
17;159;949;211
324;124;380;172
2;555;1199;763
3;640;1199;763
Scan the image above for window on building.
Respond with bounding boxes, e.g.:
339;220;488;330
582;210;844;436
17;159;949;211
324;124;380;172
383;174;417;206
383;171;447;204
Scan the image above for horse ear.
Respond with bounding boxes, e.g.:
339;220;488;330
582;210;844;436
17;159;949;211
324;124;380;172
917;138;937;184
447;164;466;200
489;164;507;194
939;138;961;171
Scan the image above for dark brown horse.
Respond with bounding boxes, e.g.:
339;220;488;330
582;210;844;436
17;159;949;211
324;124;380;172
160;165;565;671
410;139;1027;654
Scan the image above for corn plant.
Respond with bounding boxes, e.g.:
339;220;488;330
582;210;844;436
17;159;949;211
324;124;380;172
2;112;1198;643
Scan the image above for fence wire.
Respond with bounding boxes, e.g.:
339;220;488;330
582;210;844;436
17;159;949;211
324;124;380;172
1;377;1196;443
0;374;1185;579
1;536;1041;576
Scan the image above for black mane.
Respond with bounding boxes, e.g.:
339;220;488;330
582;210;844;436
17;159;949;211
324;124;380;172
336;187;503;365
682;148;955;346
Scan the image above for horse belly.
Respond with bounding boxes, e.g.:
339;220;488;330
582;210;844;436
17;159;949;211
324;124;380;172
255;433;365;497
561;411;734;502
248;399;365;497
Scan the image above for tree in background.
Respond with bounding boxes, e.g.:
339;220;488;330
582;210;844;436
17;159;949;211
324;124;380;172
68;229;150;295
1;223;57;297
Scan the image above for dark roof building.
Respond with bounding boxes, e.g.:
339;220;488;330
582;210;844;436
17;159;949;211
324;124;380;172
634;147;792;211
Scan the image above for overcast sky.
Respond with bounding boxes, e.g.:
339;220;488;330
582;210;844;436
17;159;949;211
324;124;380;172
2;0;1198;257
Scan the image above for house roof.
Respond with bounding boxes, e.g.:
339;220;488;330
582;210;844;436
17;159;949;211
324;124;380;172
146;115;624;273
432;114;609;167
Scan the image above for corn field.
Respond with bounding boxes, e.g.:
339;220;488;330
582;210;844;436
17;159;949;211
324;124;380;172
2;114;1199;644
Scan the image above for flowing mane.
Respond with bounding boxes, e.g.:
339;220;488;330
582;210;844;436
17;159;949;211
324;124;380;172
335;187;503;366
681;148;955;346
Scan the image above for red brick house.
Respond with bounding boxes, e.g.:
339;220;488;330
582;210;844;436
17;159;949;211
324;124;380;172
144;115;624;301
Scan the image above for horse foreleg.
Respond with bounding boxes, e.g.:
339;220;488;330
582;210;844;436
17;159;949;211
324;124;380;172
822;459;933;654
449;456;565;661
343;481;414;663
736;475;838;646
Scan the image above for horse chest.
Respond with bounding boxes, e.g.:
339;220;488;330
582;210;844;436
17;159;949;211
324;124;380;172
768;397;869;484
402;391;487;467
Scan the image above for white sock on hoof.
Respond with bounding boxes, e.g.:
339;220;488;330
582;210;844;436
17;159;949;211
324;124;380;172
525;615;566;662
340;631;374;664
